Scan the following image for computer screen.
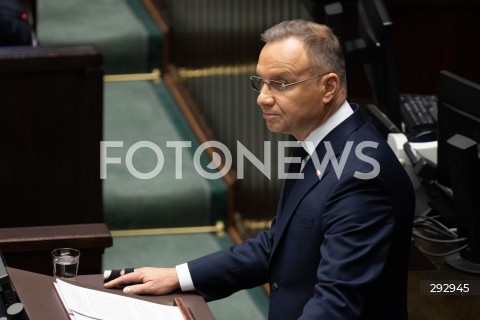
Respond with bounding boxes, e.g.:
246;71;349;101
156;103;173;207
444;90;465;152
436;70;480;273
354;0;401;128
436;70;480;188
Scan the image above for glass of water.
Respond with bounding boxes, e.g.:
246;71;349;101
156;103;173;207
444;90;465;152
52;248;80;281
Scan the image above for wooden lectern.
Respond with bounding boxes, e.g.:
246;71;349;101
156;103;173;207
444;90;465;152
7;267;215;320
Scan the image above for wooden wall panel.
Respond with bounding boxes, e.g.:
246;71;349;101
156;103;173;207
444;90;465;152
0;45;103;227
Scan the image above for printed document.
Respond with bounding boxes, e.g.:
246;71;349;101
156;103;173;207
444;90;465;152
54;279;184;320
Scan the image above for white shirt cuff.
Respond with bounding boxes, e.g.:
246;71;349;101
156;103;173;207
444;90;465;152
175;263;195;291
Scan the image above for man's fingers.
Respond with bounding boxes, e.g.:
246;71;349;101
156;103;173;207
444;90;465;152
104;270;140;288
123;283;148;295
104;267;179;295
123;282;171;296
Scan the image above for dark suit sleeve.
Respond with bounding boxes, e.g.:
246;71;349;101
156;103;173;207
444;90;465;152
300;172;401;319
187;218;276;301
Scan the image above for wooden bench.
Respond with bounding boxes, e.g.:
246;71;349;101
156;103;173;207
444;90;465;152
0;223;112;275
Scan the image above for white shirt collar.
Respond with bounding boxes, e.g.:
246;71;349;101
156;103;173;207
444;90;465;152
300;100;354;155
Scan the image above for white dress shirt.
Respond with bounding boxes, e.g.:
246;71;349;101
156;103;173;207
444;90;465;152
300;99;354;159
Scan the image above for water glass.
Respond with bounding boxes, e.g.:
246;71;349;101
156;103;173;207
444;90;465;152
52;248;80;281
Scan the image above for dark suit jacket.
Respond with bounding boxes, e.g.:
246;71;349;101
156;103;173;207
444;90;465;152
189;105;415;319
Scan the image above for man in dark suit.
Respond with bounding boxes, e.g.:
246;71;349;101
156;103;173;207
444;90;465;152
105;20;415;319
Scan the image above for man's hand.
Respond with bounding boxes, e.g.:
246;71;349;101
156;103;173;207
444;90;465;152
103;267;180;295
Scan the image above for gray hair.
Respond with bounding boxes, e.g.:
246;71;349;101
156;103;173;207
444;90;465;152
261;20;347;90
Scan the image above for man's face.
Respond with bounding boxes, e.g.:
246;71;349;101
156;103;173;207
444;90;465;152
255;37;328;141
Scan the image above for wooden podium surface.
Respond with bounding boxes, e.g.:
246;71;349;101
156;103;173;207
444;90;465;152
7;267;215;320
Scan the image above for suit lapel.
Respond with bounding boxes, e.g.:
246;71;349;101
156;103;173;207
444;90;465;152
271;105;366;258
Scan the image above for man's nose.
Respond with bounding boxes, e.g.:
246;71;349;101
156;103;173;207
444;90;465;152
256;86;274;107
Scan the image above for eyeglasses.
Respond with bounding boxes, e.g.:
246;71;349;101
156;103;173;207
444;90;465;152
249;71;332;94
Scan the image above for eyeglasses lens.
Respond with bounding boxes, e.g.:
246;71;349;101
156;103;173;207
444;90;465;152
250;77;263;92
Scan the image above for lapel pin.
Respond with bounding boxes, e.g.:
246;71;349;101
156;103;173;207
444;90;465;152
316;170;321;177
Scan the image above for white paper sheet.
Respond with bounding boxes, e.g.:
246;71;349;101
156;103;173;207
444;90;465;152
54;279;184;320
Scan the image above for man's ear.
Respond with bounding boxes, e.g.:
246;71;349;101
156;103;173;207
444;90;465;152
321;73;340;104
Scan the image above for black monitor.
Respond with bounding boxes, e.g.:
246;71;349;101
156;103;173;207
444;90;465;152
436;70;480;273
437;70;480;188
344;0;402;128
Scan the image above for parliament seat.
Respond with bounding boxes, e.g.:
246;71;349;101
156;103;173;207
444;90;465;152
0;44;103;227
0;44;111;274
